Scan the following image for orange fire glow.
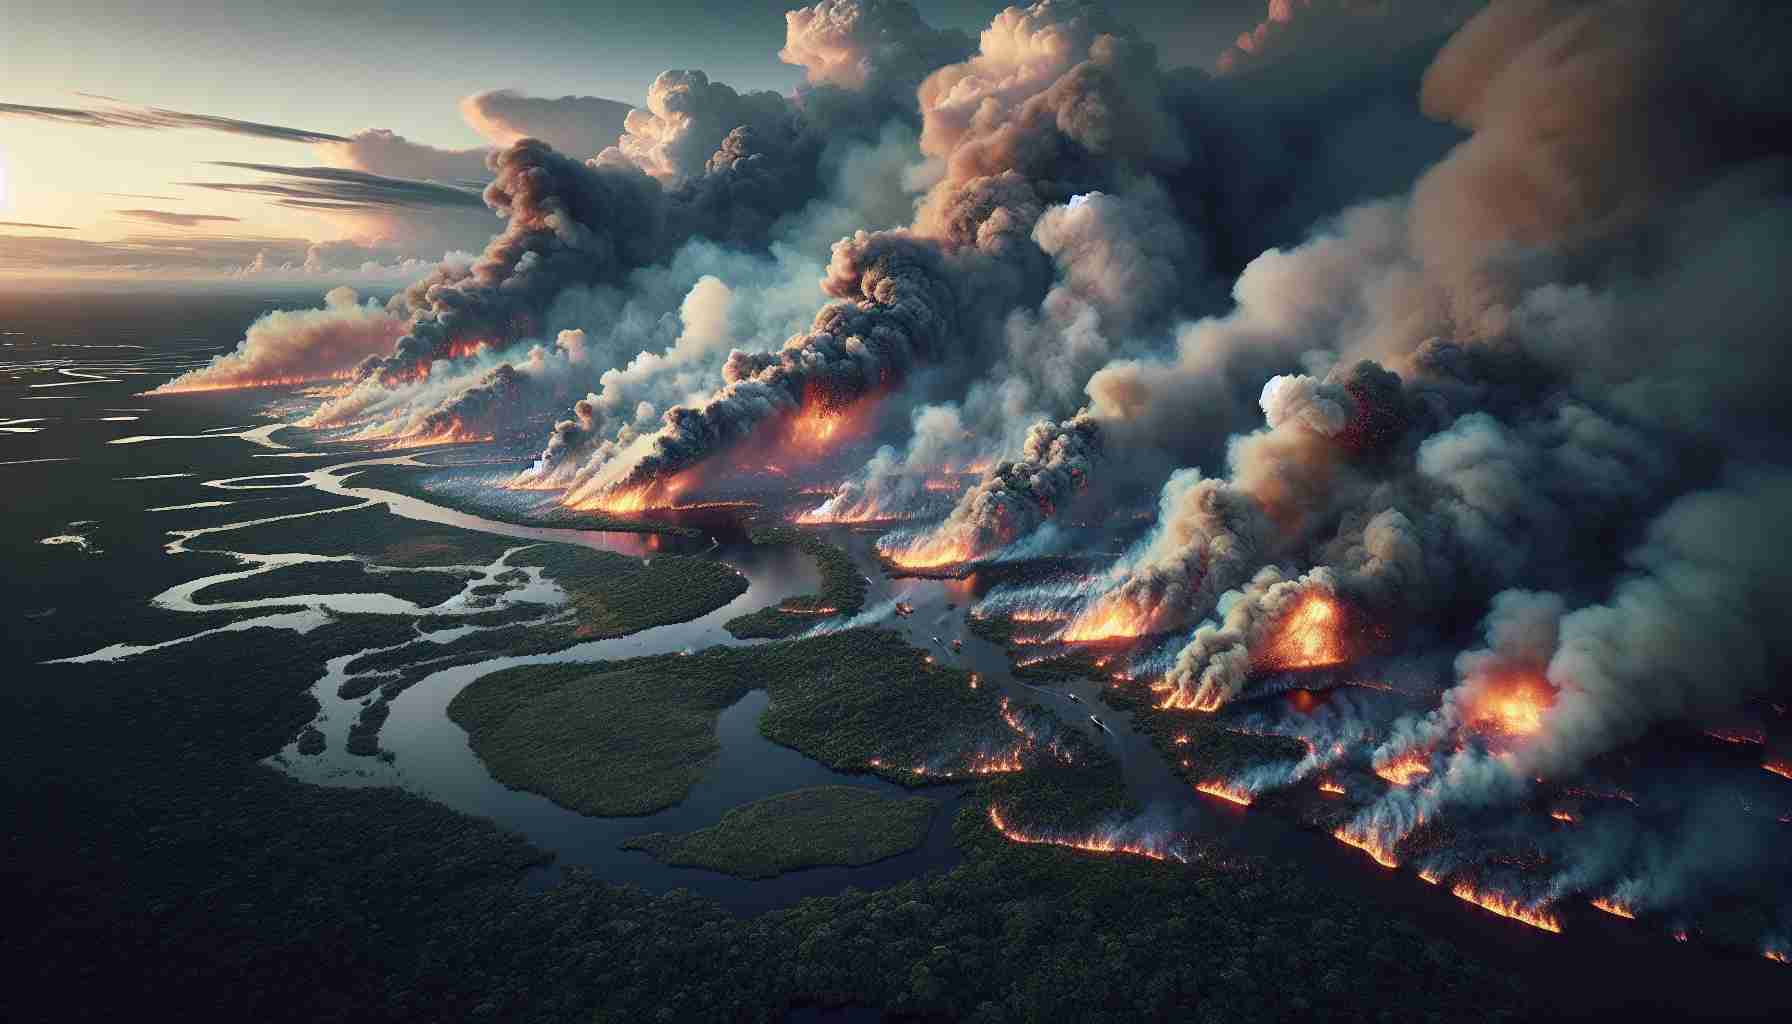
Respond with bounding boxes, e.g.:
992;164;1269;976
1705;727;1766;746
1256;591;1347;671
1195;780;1254;806
1550;810;1578;824
1467;670;1552;737
1374;751;1432;787
1319;780;1346;796
374;422;494;450
1763;760;1792;781
987;806;1181;863
1059;595;1155;643
879;530;978;570
1450;883;1562;933
154;371;355;394
1332;825;1399;868
1591;897;1636;920
1767;949;1790;966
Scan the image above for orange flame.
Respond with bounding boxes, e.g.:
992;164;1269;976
1374;751;1432;787
1467;670;1552;737
1319;780;1346;796
1256;591;1347;671
879;530;978;570
1332;825;1399;868
1591;897;1636;920
1767;949;1790;966
1450;883;1562;933
1705;727;1765;746
1059;594;1155;643
1549;810;1578;824
1195;780;1254;806
987;806;1180;863
1763;760;1792;781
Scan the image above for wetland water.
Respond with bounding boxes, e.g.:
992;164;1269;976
11;332;1788;1015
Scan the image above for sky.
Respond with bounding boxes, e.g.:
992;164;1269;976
0;0;1266;281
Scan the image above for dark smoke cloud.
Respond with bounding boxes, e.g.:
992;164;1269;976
183;162;488;212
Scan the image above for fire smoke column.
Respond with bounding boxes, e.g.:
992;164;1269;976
545;0;1188;510
151;287;405;394
878;413;1099;569
560;229;958;509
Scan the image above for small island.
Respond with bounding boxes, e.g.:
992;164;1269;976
622;785;935;878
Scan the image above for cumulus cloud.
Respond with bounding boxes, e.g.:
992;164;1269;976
460;89;633;158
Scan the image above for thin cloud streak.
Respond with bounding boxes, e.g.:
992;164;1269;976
0;100;347;143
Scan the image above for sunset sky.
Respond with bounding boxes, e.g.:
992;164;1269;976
0;0;1263;281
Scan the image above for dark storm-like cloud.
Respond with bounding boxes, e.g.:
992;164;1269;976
182;163;489;211
0;100;347;143
115;209;242;227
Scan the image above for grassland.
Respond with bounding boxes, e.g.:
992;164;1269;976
723;525;868;639
620;785;935;878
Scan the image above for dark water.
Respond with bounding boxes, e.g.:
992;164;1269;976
5;290;1789;1017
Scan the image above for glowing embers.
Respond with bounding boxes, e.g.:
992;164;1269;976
1449;883;1562;933
1549;809;1578;825
1195;780;1254;806
1591;897;1636;920
1374;750;1433;787
1331;825;1399;868
1318;779;1346;796
1254;590;1348;673
1763;760;1792;781
1704;727;1765;746
1767;948;1791;966
372;421;495;450
986;806;1186;864
153;372;351;394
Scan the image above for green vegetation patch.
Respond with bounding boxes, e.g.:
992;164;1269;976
450;629;1010;816
448;657;747;816
724;525;868;639
1107;682;1312;781
508;543;746;640
621;785;934;878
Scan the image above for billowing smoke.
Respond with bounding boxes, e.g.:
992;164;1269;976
151;287;406;393
545;0;1194;508
878;413;1098;568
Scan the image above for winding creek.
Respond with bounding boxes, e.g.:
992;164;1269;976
61;442;1792;1014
